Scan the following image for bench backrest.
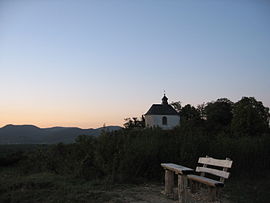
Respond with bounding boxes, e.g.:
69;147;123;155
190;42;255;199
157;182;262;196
196;156;233;183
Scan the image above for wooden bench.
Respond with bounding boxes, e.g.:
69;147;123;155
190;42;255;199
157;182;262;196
161;163;194;203
187;156;233;201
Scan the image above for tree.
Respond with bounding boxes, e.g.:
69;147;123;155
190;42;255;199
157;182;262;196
197;103;206;120
231;97;270;136
170;101;182;113
204;98;233;131
124;116;145;129
180;104;201;122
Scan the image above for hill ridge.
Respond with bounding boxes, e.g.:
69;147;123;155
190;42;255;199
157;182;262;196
0;124;121;144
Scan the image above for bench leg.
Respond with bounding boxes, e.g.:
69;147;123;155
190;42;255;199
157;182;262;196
209;187;217;201
165;170;174;195
217;187;222;199
178;175;188;203
190;180;199;193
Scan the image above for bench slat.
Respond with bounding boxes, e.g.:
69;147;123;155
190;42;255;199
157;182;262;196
187;174;224;187
198;157;232;168
161;163;194;175
196;166;230;179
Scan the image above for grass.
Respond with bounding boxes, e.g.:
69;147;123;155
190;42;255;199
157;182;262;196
0;144;47;156
0;167;119;203
224;175;270;203
1;166;270;203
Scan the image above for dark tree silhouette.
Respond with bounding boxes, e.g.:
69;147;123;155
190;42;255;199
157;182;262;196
205;98;233;131
232;97;270;136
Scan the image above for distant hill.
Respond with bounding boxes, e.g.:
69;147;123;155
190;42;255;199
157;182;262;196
0;124;122;144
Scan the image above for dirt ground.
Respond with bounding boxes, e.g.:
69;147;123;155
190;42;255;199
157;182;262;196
94;184;230;203
92;184;176;203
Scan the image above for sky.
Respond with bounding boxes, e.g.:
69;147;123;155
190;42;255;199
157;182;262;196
0;0;270;128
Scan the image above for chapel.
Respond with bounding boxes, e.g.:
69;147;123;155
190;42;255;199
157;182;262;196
144;95;180;129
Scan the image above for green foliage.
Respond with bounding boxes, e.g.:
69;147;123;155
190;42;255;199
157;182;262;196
205;98;233;131
170;101;182;112
232;97;270;136
225;174;270;203
180;104;202;127
12;126;269;183
123;116;145;129
0;170;114;203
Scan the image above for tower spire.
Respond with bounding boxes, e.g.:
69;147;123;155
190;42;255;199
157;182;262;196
162;92;168;105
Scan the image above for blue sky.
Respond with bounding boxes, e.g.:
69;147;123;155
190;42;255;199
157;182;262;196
0;0;269;128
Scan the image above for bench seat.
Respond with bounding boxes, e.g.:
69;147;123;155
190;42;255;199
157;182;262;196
161;163;194;175
187;174;224;187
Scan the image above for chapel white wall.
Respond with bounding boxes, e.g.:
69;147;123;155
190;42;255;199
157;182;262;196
145;115;180;130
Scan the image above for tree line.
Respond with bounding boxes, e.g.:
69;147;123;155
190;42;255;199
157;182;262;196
125;96;270;137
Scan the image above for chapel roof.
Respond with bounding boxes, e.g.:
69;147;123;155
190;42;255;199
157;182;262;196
145;95;179;115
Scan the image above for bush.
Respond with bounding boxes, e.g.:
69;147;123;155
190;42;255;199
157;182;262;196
14;126;270;183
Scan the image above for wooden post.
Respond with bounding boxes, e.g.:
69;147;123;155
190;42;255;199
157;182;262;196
178;175;188;203
165;170;174;195
190;180;199;194
209;187;217;201
217;187;222;199
178;175;183;203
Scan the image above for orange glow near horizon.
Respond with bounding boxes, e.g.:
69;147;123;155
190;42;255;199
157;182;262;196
0;115;124;129
0;106;125;128
0;103;147;129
